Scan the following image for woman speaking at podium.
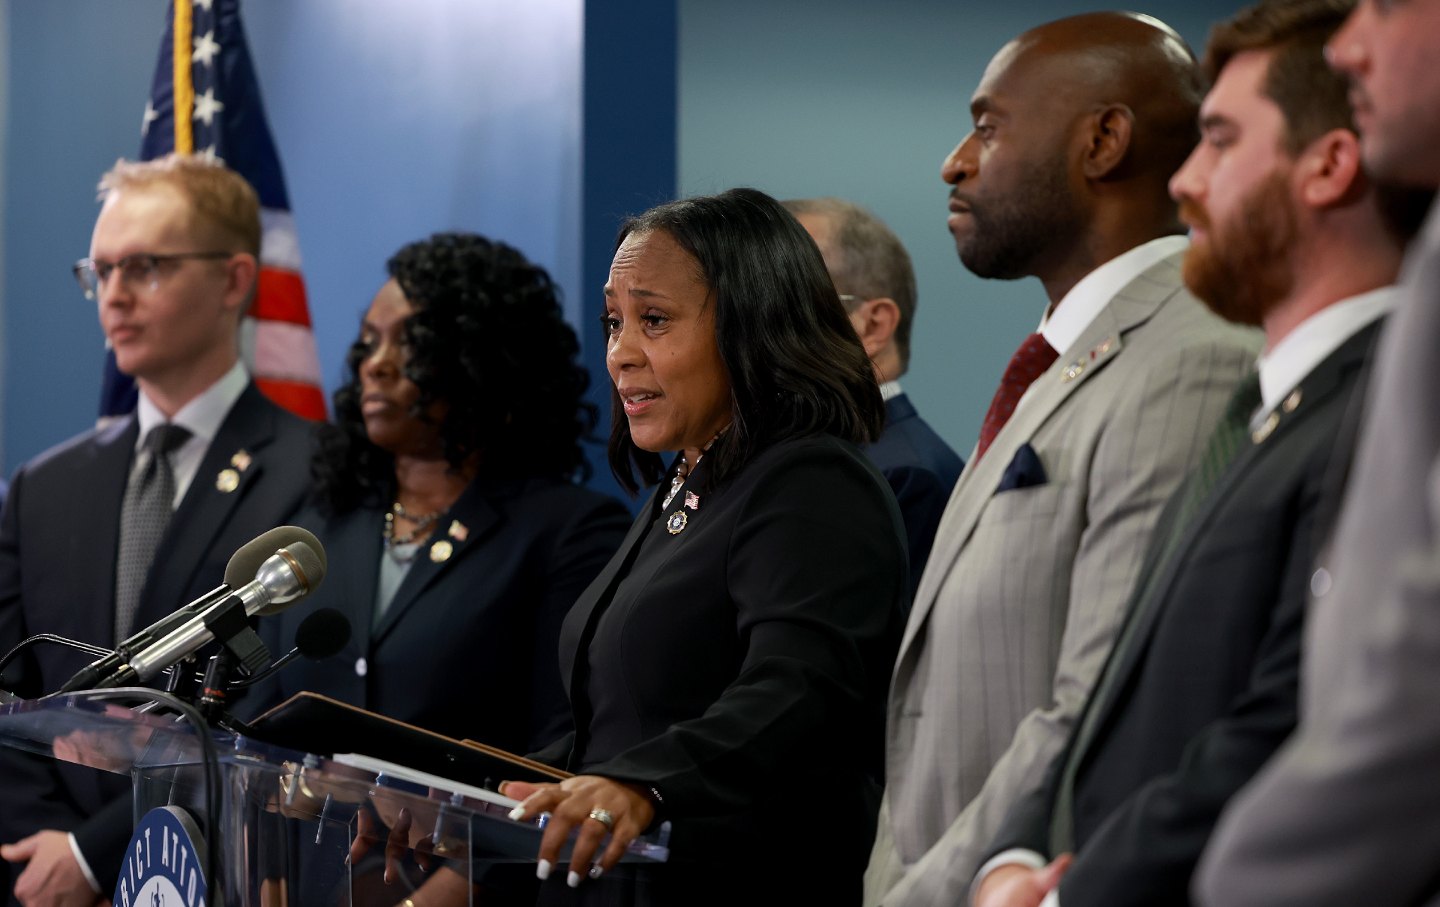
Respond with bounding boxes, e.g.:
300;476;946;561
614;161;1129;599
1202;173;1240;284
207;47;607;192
507;189;908;905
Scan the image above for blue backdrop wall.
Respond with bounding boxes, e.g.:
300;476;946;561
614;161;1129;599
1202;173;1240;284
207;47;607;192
5;0;1240;485
678;0;1240;458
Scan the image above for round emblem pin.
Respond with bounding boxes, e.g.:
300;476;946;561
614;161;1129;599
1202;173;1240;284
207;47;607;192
666;511;688;535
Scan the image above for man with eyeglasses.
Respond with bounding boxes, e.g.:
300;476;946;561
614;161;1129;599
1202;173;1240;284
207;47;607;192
784;197;965;605
0;154;314;907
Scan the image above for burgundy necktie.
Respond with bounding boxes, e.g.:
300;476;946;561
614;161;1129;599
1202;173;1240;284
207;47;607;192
975;332;1059;463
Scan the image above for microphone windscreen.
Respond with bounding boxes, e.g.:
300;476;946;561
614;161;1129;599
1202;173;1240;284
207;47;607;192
224;526;325;587
294;608;351;661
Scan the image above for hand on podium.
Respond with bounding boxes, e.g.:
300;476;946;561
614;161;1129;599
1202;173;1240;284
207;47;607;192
504;775;654;888
1;830;109;907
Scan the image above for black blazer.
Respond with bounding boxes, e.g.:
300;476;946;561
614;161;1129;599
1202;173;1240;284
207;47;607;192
252;475;629;755
863;393;964;604
985;322;1381;907
538;435;907;905
0;383;315;895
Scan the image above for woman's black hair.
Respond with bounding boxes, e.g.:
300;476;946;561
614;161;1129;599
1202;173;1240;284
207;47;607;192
314;232;595;513
607;187;883;495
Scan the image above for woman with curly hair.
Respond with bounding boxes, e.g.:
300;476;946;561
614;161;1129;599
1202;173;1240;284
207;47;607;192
258;232;629;756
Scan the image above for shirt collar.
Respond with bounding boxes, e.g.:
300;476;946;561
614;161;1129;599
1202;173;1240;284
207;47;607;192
1255;286;1395;419
1039;235;1189;357
879;380;903;402
135;361;249;450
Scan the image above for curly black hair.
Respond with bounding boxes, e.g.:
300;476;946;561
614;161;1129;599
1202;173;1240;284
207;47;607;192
314;232;595;513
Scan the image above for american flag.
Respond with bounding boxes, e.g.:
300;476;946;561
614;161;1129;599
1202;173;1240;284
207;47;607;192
100;0;326;421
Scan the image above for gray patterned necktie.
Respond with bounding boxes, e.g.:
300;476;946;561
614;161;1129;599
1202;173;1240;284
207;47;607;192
114;423;191;641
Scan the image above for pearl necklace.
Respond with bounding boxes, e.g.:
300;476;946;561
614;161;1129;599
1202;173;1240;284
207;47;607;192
661;457;691;509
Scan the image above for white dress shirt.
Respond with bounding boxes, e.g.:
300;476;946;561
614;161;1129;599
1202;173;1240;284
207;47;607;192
133;361;250;506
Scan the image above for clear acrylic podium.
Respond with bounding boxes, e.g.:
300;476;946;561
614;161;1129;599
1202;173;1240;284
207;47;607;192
0;691;668;906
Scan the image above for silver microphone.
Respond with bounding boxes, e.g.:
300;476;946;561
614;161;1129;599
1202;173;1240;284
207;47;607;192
96;539;326;688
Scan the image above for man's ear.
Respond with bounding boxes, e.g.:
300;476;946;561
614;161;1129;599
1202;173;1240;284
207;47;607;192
851;297;900;359
1082;104;1135;180
222;252;259;315
1296;127;1365;210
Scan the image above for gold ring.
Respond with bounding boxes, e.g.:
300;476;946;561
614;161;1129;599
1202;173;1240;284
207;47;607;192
587;807;615;831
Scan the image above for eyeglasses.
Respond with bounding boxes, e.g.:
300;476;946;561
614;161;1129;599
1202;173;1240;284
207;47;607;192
72;251;234;300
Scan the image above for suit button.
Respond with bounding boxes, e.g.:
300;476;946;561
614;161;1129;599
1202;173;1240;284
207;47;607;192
355;657;368;677
1310;567;1332;598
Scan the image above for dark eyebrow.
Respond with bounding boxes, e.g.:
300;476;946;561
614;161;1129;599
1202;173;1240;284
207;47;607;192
1199;113;1237;133
970;96;997;119
603;285;670;301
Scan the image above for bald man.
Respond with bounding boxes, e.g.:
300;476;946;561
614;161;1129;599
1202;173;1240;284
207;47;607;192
865;14;1260;906
784;197;964;602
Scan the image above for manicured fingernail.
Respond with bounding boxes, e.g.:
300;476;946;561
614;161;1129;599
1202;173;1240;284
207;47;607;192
383;867;393;884
589;864;604;880
536;859;552;880
567;870;582;888
508;805;526;821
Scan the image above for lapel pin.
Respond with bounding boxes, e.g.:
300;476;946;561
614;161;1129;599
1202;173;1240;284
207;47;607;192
429;539;454;563
230;449;252;472
1282;388;1302;413
1062;359;1087;382
666;511;688;535
448;520;469;542
1089;338;1114;360
1252;411;1280;444
684;491;700;511
215;468;240;493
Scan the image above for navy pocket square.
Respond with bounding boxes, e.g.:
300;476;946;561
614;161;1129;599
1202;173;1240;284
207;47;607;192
996;443;1047;493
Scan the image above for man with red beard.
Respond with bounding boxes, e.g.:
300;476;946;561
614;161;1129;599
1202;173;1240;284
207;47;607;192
969;1;1425;905
1195;0;1440;902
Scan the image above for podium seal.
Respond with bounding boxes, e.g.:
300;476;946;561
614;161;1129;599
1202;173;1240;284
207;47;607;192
114;805;208;907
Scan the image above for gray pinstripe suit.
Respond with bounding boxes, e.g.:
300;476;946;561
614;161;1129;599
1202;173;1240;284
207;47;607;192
864;251;1261;907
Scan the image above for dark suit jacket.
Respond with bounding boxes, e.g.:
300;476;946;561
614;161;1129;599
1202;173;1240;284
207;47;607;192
538;435;906;905
863;393;964;605
0;383;314;896
251;476;629;755
985;322;1380;907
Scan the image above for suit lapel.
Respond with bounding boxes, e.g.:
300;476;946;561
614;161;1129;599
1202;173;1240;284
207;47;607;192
143;385;276;618
87;417;141;640
560;490;656;705
900;254;1183;662
371;481;503;642
318;507;384;657
1078;320;1381;751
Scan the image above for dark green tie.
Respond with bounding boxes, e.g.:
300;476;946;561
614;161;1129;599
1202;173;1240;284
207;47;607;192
1048;372;1262;855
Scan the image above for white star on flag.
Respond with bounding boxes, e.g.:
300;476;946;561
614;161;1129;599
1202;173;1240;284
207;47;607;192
140;101;158;137
192;87;224;126
192;30;220;67
193;0;214;10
